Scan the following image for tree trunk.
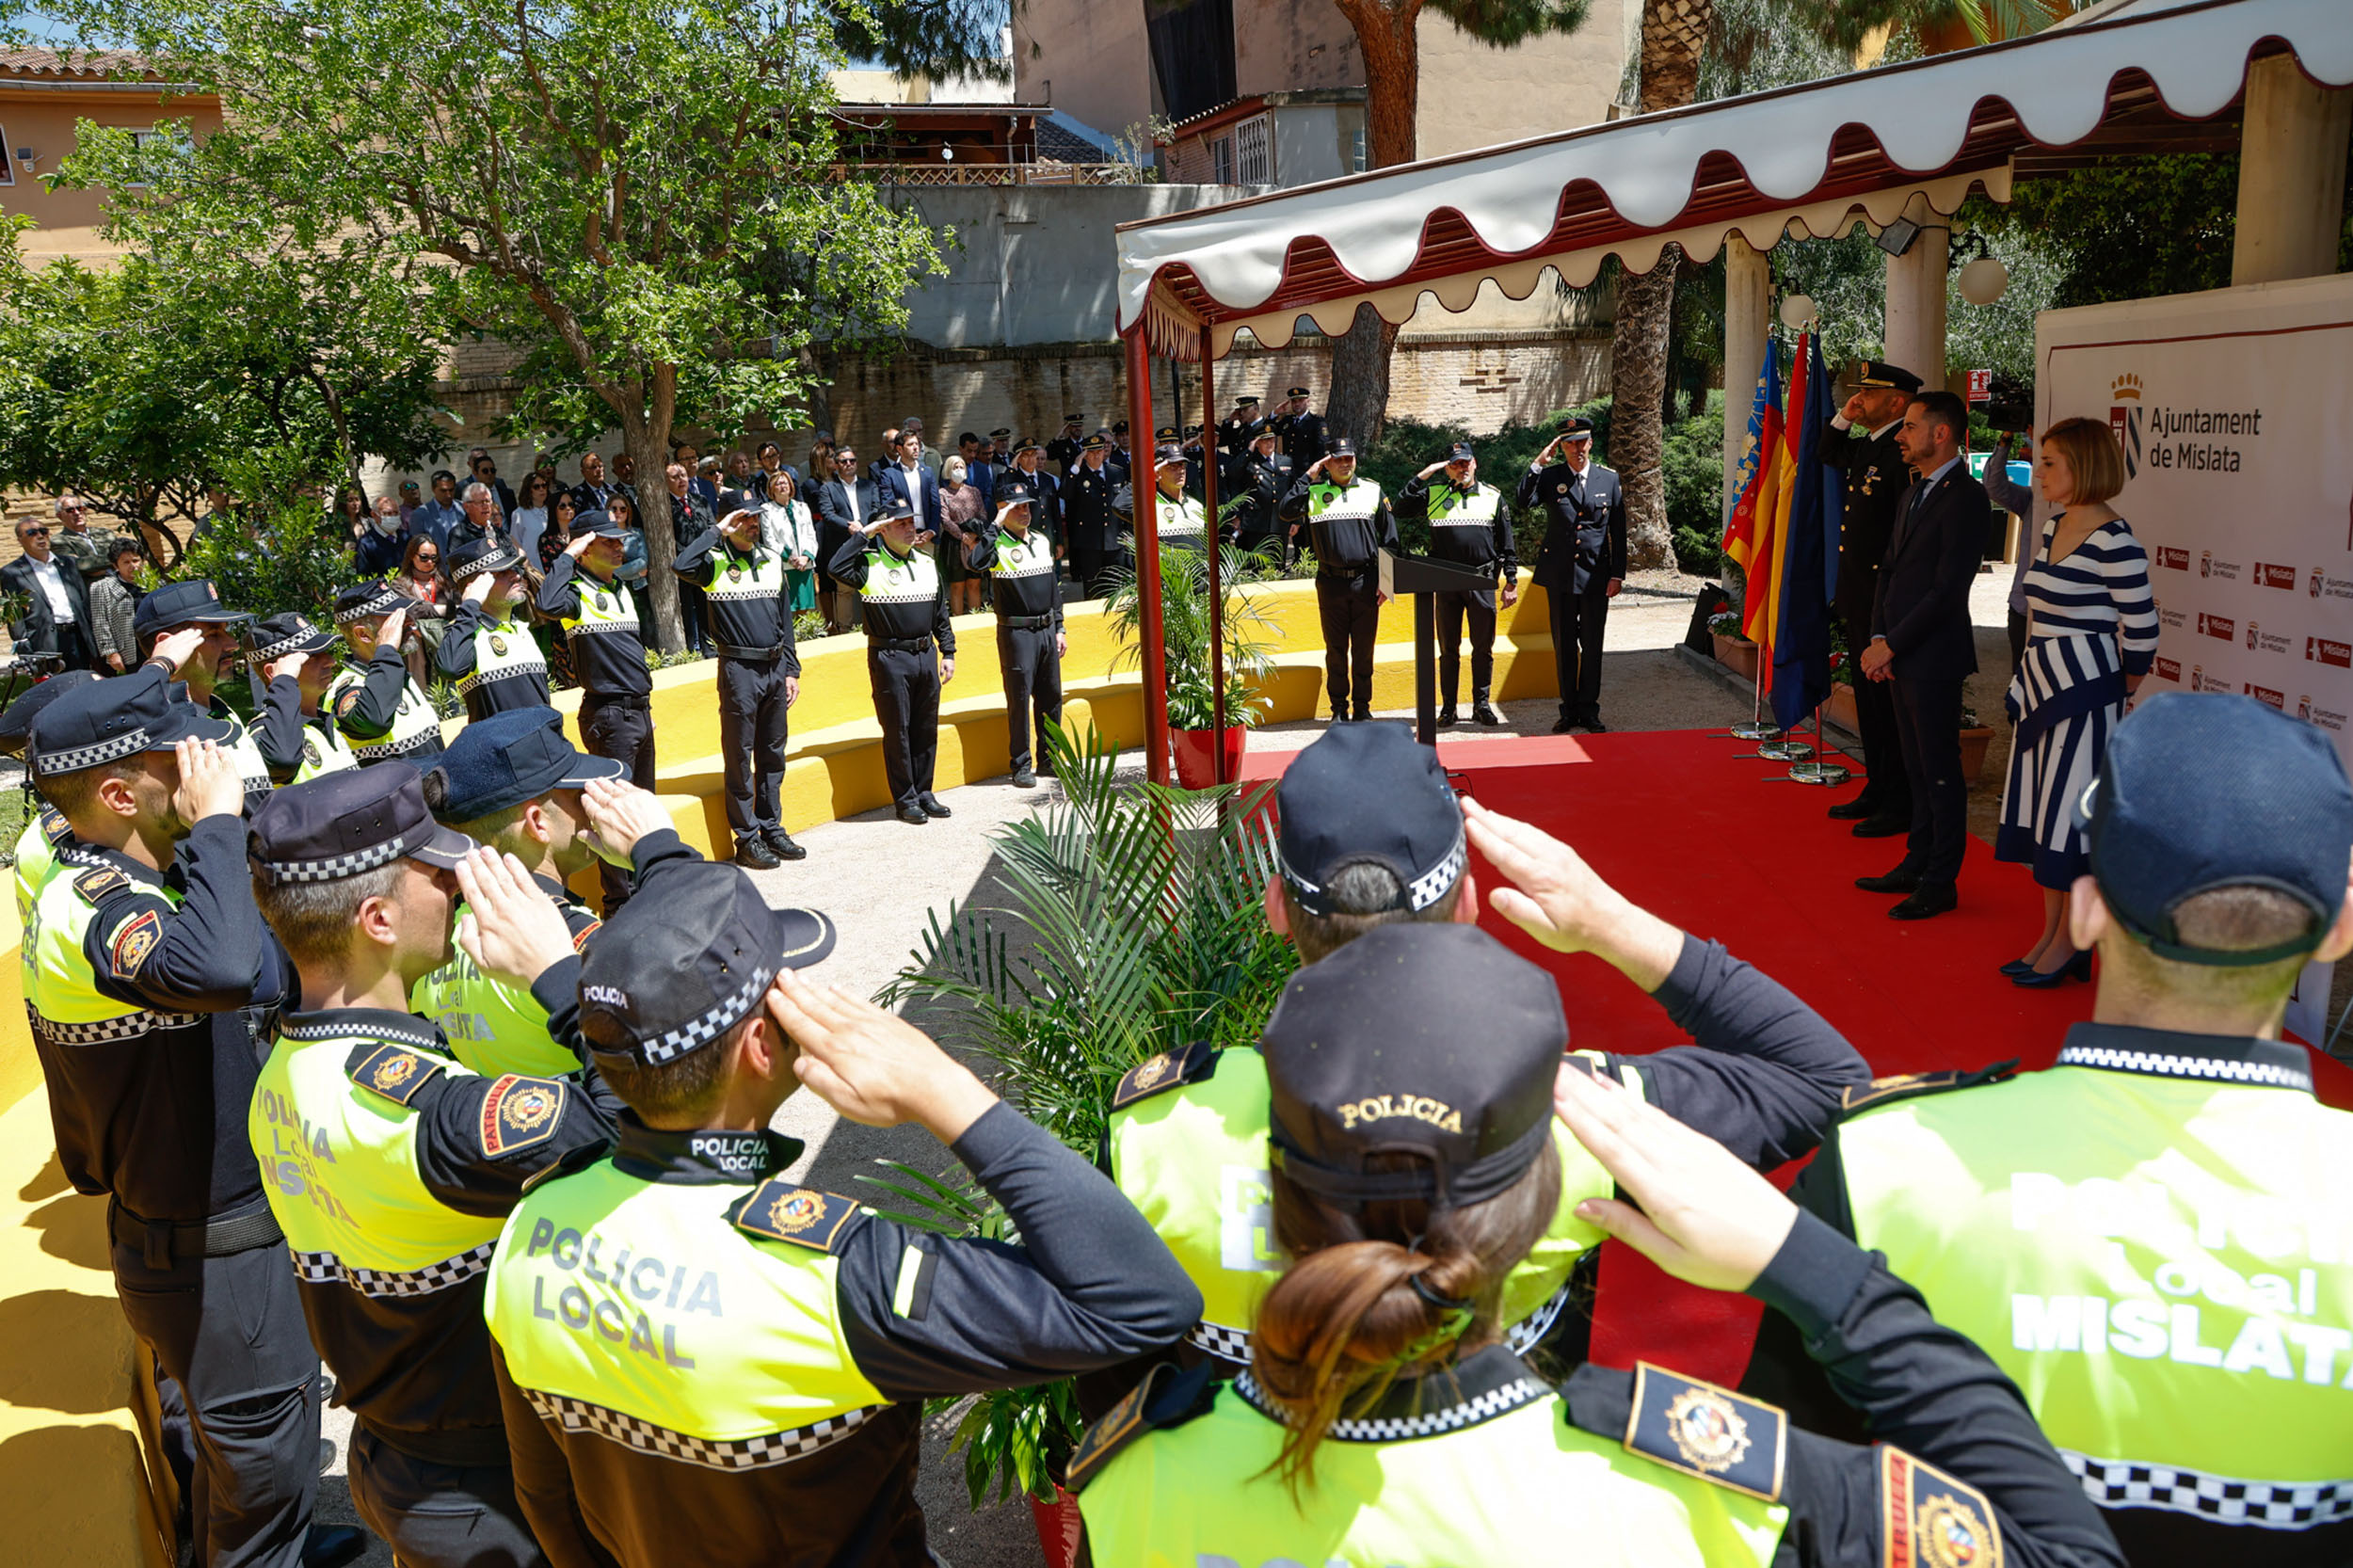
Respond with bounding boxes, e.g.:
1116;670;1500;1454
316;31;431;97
607;362;684;653
1327;0;1423;448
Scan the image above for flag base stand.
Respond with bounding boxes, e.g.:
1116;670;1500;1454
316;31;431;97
1729;721;1785;741
1755;739;1816;761
1786;760;1853;785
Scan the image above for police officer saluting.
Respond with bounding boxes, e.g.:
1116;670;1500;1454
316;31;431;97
24;669;346;1568
3;669;99;921
244;766;616;1566
1745;693;2353;1567
1074;924;2125;1568
1061;430;1121;598
828;496;956;826
1397;439;1518;727
675;505;805;868
1119;441;1214;554
436;534;551;723
1273;383;1326;475
328;580;448;767
248;612;359;786
134;577;277;807
536;511;657;910
1225;423;1291;562
1279;437;1396;723
1046;410;1086;474
1518;414;1626;734
481;856;1199;1566
965;477;1064;790
1820;360;1923;837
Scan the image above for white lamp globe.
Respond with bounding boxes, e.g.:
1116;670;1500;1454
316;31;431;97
1779;293;1817;330
1958;256;2009;306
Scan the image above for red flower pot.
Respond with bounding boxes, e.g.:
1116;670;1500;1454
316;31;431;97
1172;726;1246;790
1029;1484;1085;1568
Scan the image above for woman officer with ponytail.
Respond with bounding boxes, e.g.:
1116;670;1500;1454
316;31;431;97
1069;922;2124;1568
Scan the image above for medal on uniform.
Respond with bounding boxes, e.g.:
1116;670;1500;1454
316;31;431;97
590;588;608;612
728;564;744;582
489;634;507;656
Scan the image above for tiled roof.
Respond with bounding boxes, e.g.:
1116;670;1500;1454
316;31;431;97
0;47;156;80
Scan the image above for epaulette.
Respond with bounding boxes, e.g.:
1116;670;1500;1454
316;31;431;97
1879;1448;2005;1568
479;1074;568;1159
1620;1362;1785;1501
729;1178;862;1252
1064;1359;1218;1493
72;865;132;904
345;1040;445;1108
1111;1037;1217;1112
1840;1059;2019;1118
569;916;602;953
39;806;71;848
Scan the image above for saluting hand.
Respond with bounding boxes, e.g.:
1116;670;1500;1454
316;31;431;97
1553;1066;1796;1292
764;968;997;1143
454;847;574;988
170;737;244;824
1462;799;1681;990
580;776;670;861
262;649;309;685
149;626;208;675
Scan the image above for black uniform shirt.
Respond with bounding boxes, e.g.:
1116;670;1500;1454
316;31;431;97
1823;415;1911;626
331;644;448;763
965;519;1064;628
1062;463;1119;552
1397;473;1518;576
435;602;554;719
250;675;343;785
673;527;801;675
1275;408;1326;475
536;553;652;698
1225;451;1291;543
825;532;955;654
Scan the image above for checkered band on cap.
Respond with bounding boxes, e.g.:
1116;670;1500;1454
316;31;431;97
253;831;409;886
2064;1449;2353;1529
252;620;328;661
1233;1369;1549;1443
450;547;521;582
29;1001;203;1046
35;726;153;777
1504;1276;1577;1355
1279;822;1465;916
292;1240;495;1298
1186;1319;1254;1365
621;964;776;1066
523;1387;883;1471
352;729;440;762
2056;1043;2313;1094
334;586;406;624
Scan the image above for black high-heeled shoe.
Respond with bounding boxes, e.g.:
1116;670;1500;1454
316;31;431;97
1999;958;2036;977
2012;950;2093;988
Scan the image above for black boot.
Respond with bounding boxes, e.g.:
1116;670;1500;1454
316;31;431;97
1436;706;1460;728
1472;693;1502;726
761;824;807;861
734;835;782;870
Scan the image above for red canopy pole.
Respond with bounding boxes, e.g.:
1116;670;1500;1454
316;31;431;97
1198;326;1225;784
1123;323;1170;786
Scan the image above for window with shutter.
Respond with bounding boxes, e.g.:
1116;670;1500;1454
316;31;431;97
1236;118;1270;184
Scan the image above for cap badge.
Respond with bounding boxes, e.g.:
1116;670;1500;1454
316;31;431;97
206;584;219;600
1665;1385;1753;1478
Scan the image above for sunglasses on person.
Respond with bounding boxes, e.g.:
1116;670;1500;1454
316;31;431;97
20;526;51;537
56;504;85;515
415;552;440;563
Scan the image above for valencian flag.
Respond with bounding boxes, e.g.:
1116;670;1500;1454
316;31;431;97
1722;343;1785;649
1769;329;1842;730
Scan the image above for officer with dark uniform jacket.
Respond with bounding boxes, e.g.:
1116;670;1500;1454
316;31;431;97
1046;411;1086;474
1062;431;1121;598
1397;439;1518;726
1744;694;2353;1568
1180;424;1209;499
436;535;551;723
536;511;656;911
1225;424;1291;562
327;581;448;768
248;612;359;786
1272;384;1326;476
1073;924;2126;1568
1216;394;1263;462
412;708;626;1080
1279;438;1396;723
134;578;277;807
1000;435;1062;554
482;856;1200;1567
827;496;956;826
245;765;618;1567
1102;722;1868;1376
675;506;805;868
1517;415;1627;734
24;670;335;1568
1119;442;1214;555
1821;360;1923;837
965;478;1064;791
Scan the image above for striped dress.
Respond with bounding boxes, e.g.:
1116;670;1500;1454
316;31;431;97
1996;513;2158;888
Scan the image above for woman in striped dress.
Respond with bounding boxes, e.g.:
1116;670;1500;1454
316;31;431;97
1996;417;2157;984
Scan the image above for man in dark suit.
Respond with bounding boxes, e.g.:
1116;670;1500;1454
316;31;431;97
1515;416;1626;733
1857;390;1986;921
874;428;940;539
1821;360;1921;839
5;516;95;668
812;445;879;634
1046;413;1086;474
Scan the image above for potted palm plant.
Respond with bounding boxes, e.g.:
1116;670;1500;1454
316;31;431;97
1104;539;1279;789
861;726;1297;1563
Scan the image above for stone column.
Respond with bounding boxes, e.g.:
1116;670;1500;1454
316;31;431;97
2232;53;2353;287
1721;232;1771;523
1881;193;1949;395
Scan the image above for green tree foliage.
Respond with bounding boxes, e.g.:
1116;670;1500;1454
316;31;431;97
49;0;945;650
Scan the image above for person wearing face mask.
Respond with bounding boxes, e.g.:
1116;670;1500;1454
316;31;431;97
355;493;410;575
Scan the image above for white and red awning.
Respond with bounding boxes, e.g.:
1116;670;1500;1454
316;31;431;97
1113;0;2353;359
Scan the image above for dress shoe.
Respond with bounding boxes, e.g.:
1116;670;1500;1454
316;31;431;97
1550;716;1576;735
734;836;782;870
1012;765;1036;789
1889;884;1959;920
2012;950;2092;987
1854;864;1924;895
1826;797;1878;821
897;806;929;825
1850;814;1909;839
1580;718;1609;734
1352;708;1373;723
1998;958;2036;978
761;825;807;861
305;1527;370;1568
1436;707;1460;728
1473;699;1503;727
919;793;952;818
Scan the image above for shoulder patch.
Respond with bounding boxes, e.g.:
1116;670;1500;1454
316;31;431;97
729;1178;862;1252
106;909;162;979
40;806;71;848
335;687;362;718
1841;1059;2019;1118
570;917;602;953
1881;1446;2005;1568
346;1041;445;1107
72;866;131;904
1112;1037;1217;1111
1065;1359;1219;1494
480;1075;568;1158
1623;1362;1785;1502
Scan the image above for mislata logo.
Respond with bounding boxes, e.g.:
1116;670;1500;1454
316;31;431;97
2310;637;2352;669
2244;683;2285;712
2110;373;2143;481
2153;656;2181;682
2199;613;2235;642
2255;562;2297;590
2156;546;2190;571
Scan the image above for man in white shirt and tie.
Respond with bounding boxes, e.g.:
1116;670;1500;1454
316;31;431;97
4;516;94;668
814;445;879;634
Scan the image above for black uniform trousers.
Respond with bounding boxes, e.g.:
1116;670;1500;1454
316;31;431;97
1066;540;1105;601
1433;587;1497;709
346;1426;546;1568
1891;675;1967;888
1839;608;1909;819
1547;580;1609;725
869;643;942;809
997;622;1064;773
580;694;657;910
111;1218;320;1568
1315;570;1381;719
677;581;711;655
717;654;792;842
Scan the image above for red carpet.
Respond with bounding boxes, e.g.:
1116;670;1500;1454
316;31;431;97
1241;728;2353;1385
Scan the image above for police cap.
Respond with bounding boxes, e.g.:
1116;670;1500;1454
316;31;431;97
568;509;631;540
994;479;1035;520
1155;425;1178;442
1447;440;1476;463
31;666;235;778
1276;721;1464;916
1234;396;1260;409
990;427;1014;441
577;862;836;1065
1080;433;1111;452
1154;443;1186;468
1326;437;1357;459
134;578;250;637
1112;420;1129;435
448;536;524;582
1182;424;1202;440
875;496;916;523
1559;417;1594;441
428;707;624;824
250;613;338;664
1856;360;1923;394
333;580;408;624
0;670;100;759
2081;692;2353;967
1064;411;1083;424
248;765;471;887
1012;435;1044;456
1286;385;1312;399
1263;923;1564;1211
